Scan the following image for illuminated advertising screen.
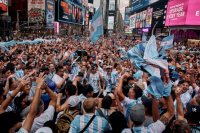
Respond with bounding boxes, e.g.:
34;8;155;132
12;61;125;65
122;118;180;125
124;7;132;33
0;0;7;11
165;0;200;26
130;0;160;13
28;0;45;22
108;16;114;29
46;0;54;28
109;0;115;11
58;0;84;25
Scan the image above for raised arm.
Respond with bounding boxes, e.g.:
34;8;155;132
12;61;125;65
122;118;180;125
22;73;46;132
117;73;130;101
0;79;29;114
175;87;185;121
159;95;175;127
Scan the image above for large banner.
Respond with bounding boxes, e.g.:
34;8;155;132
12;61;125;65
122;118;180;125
28;0;45;23
165;0;200;26
108;16;114;29
59;0;84;25
130;14;136;28
109;0;115;11
124;7;132;33
131;0;160;13
46;0;54;28
0;0;7;11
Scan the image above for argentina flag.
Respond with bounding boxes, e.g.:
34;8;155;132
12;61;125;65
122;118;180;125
0;44;9;52
160;35;174;50
142;32;147;43
89;7;103;44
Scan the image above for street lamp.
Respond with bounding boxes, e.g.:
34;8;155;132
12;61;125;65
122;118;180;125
17;10;22;32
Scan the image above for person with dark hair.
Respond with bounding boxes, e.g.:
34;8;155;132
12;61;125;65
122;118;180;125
52;66;69;92
109;111;128;133
95;95;115;121
117;73;143;124
56;84;77;113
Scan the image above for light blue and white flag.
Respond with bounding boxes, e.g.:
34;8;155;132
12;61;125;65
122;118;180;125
89;7;103;44
0;44;9;52
161;35;174;50
142;32;147;43
143;35;159;60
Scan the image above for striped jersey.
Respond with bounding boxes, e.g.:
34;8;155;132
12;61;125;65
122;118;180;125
69;113;110;133
121;97;142;124
122;120;165;133
104;74;116;93
87;73;100;93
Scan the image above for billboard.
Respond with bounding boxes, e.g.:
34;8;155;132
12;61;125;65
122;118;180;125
46;0;54;28
88;3;94;13
28;0;45;23
124;7;132;33
130;0;160;13
0;0;7;11
165;0;200;26
151;0;167;27
145;8;153;27
54;22;59;35
58;0;84;25
109;0;115;11
108;16;114;29
130;14;136;28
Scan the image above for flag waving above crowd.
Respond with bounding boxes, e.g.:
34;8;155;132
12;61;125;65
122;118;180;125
89;7;103;44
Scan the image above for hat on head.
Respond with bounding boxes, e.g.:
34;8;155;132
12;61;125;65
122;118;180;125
106;65;112;69
130;103;145;125
171;71;179;79
68;95;81;107
135;81;145;90
92;55;96;59
47;81;58;92
186;103;200;125
35;127;53;133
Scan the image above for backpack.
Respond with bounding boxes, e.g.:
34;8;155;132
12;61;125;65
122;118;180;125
55;109;80;133
96;108;110;123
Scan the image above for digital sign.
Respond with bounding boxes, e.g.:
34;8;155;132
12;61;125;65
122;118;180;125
165;0;200;26
0;0;7;11
58;0;84;25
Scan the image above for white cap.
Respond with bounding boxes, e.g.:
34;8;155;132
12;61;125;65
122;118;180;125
35;127;53;133
106;65;112;69
68;95;81;107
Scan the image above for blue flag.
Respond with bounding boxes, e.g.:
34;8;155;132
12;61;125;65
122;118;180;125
144;35;158;60
161;35;174;49
142;32;147;43
0;44;9;52
89;7;103;43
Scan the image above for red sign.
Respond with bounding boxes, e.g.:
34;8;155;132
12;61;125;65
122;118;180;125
0;0;7;11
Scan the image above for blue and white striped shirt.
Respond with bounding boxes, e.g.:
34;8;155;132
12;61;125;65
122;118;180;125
122;120;165;133
69;113;110;133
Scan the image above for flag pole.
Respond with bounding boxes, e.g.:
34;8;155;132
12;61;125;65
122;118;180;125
152;21;158;35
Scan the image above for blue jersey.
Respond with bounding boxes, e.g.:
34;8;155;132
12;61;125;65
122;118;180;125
69;114;110;133
104;74;116;92
87;73;100;93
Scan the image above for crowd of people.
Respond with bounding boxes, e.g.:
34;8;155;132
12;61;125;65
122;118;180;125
0;34;199;133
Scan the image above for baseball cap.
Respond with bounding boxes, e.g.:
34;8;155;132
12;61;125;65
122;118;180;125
171;71;179;79
92;55;96;59
106;65;112;69
186;103;200;124
130;103;145;125
135;81;145;90
47;81;58;92
35;127;53;133
68;95;81;108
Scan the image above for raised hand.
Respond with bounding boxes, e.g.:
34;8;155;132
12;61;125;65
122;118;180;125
18;78;30;90
36;73;46;89
8;74;16;79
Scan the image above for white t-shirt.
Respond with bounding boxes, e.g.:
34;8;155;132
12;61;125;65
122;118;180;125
23;105;55;133
52;74;63;92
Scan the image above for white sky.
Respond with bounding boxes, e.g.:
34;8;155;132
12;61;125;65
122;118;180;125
93;0;129;19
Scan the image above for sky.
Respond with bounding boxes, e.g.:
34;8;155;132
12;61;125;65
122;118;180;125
93;0;129;20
